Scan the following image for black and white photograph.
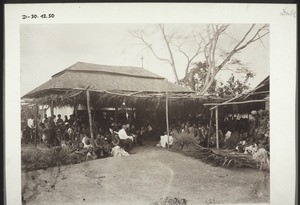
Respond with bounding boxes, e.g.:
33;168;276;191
4;3;297;205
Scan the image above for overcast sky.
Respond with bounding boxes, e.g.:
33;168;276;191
20;24;269;96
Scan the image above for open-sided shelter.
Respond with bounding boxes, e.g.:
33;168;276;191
22;62;226;140
204;76;270;149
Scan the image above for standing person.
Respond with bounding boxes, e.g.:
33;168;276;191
46;117;58;147
64;115;69;123
68;124;75;142
145;122;154;140
249;110;258;140
42;114;48;124
36;114;43;143
68;115;75;126
27;115;35;144
52;115;57;125
56;114;64;127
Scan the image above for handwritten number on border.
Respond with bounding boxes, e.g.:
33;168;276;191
22;14;55;20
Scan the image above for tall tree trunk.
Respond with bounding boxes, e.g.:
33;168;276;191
171;63;180;84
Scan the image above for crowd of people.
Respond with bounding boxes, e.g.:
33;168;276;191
22;112;159;160
157;109;270;153
22;108;269;162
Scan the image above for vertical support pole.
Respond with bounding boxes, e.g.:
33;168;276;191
207;108;213;148
35;103;39;147
115;107;118;124
86;90;94;139
215;106;219;149
165;79;170;150
74;103;78;117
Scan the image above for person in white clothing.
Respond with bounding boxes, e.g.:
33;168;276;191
27;115;35;144
118;125;134;141
27;115;34;129
117;124;133;152
82;134;93;149
158;132;173;148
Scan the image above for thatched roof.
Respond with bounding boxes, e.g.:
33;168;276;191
22;62;229;110
23;62;194;99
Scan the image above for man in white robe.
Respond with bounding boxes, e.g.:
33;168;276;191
117;124;134;152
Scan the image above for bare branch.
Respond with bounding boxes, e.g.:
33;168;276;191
235;24;269;52
177;41;203;76
198;32;208;45
130;31;171;64
159;24;180;83
217;24;268;71
198;24;269;95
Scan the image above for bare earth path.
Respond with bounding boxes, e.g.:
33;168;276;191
22;144;270;205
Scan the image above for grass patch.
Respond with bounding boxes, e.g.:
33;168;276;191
21;146;80;172
170;132;257;169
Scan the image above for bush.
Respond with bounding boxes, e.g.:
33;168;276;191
170;132;258;170
171;132;198;152
21;147;74;172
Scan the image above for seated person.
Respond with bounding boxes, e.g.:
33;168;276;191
139;126;147;140
146;124;154;140
111;145;129;157
82;134;93;149
257;133;268;150
94;134;112;158
67;126;75;141
71;136;81;150
134;128;144;146
157;132;173;148
117;124;134;152
101;132;113;144
86;147;97;161
127;124;143;146
69;142;88;163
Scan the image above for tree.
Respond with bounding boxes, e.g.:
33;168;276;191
131;24;269;94
130;24;202;85
216;73;254;97
179;61;217;91
180;61;253;96
196;24;269;95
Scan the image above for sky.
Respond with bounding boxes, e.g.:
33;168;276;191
20;24;269;96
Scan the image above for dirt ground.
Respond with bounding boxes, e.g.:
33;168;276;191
22;142;270;205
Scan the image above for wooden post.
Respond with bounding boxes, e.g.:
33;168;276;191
215;106;219;149
207;109;213;148
74;103;78;117
35;103;39;148
115;107;118;124
165;80;170;150
86;90;94;138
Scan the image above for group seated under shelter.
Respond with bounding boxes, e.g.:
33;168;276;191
156;109;270;156
22;112;162;161
23;105;270;160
